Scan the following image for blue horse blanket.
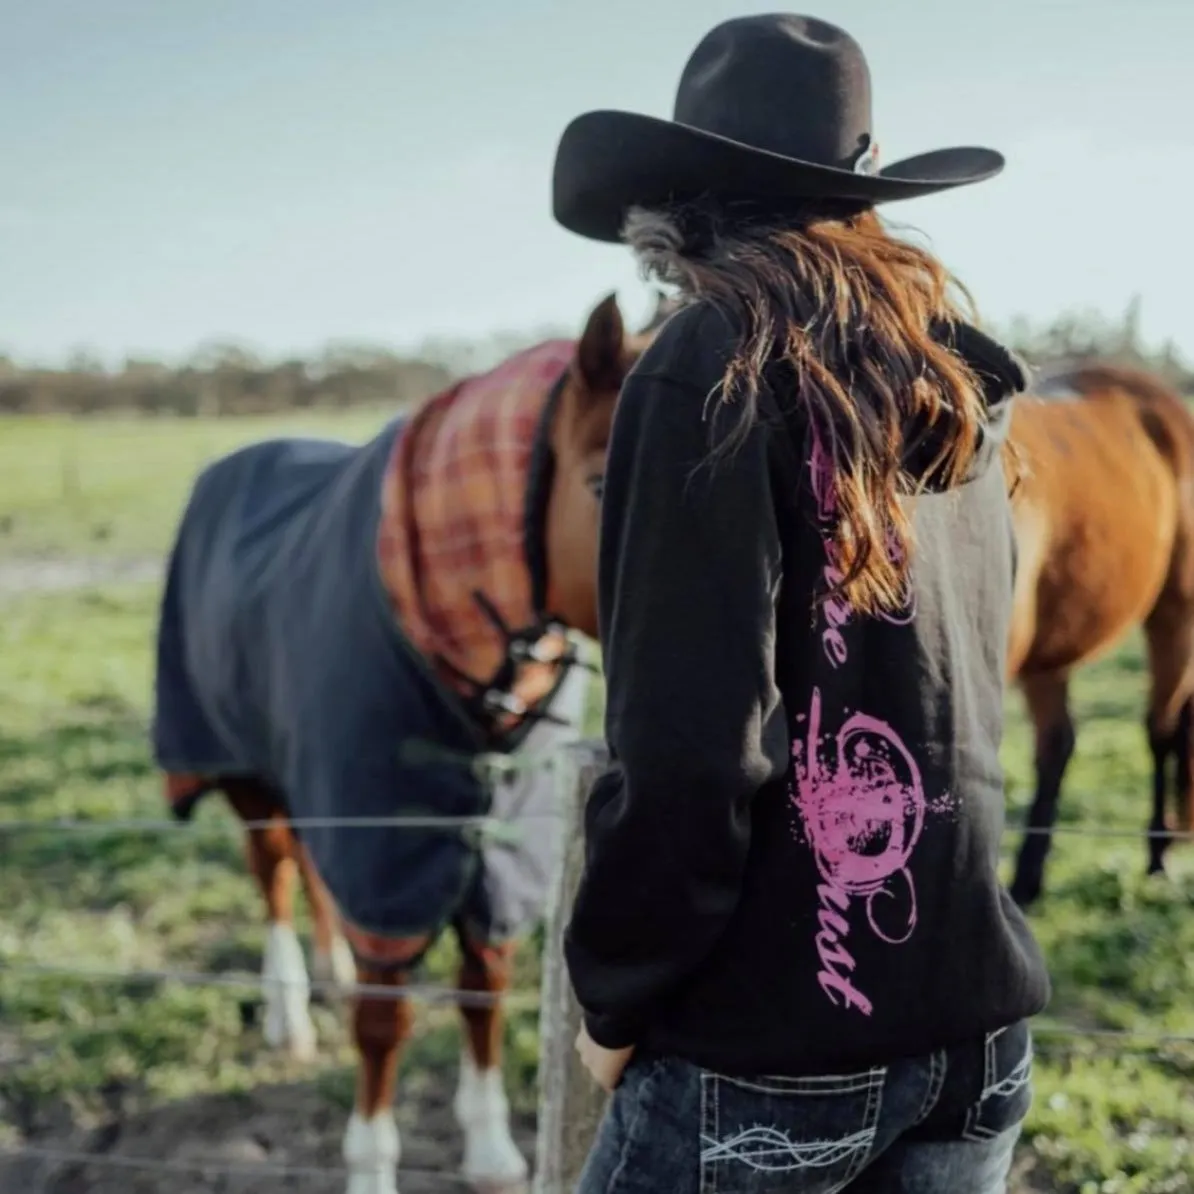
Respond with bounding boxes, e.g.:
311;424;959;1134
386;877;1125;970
152;419;571;958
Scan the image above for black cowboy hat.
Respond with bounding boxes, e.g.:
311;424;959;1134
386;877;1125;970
553;13;1004;243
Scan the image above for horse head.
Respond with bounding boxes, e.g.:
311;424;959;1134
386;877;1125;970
543;292;659;640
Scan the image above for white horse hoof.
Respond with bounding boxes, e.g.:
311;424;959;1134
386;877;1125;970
461;1139;528;1194
466;1179;529;1194
463;1167;529;1194
455;1057;528;1194
344;1112;400;1194
460;1131;528;1193
346;1174;399;1194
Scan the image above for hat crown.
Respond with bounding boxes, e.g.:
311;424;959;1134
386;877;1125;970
673;15;874;172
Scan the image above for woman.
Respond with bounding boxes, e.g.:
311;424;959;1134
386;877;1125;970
550;13;1050;1194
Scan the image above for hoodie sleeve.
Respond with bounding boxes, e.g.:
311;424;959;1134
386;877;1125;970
564;367;791;1050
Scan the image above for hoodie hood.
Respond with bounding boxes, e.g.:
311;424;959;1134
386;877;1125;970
900;321;1030;491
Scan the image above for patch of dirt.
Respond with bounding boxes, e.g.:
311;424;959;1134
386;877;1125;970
0;1068;537;1194
0;1071;1059;1194
1010;1152;1061;1193
0;557;163;598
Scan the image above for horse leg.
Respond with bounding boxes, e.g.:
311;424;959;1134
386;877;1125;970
1176;696;1194;835
222;778;317;1060
343;964;416;1194
452;933;526;1192
295;839;356;998
1009;671;1075;908
1142;610;1194;874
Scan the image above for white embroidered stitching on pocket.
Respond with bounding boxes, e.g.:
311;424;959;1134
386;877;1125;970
913;1050;946;1125
962;1028;1034;1143
698;1067;883;1190
719;1071;883;1098
986;1048;1032;1099
700;1124;875;1171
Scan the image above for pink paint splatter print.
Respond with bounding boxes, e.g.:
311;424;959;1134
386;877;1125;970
792;690;925;1015
809;430;916;666
791;424;945;1016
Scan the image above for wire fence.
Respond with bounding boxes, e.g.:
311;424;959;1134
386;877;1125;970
0;1143;461;1185
2;742;1193;1187
2;809;1192;840
3;955;1193;1047
0;811;556;835
1;1033;1190;1187
38;961;524;1011
1;1034;1191;1187
2;960;1192;1048
0;960;541;1008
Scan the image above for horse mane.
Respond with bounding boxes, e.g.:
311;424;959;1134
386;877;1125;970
1050;361;1183;408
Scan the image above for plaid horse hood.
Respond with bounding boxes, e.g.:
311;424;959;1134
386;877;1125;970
377;338;577;734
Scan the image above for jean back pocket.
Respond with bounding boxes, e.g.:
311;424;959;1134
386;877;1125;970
699;1067;884;1193
961;1021;1034;1143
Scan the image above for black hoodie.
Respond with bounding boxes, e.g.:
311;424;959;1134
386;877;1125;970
564;300;1050;1076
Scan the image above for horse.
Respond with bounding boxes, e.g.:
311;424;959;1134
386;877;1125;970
1005;363;1194;907
151;290;659;1194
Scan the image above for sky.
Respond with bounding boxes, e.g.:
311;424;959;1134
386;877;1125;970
0;0;1190;367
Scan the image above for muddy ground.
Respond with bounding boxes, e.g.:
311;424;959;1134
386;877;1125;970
0;1065;537;1194
0;1058;1053;1194
0;1083;1050;1194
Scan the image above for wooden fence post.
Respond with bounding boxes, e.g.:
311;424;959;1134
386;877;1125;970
533;738;610;1194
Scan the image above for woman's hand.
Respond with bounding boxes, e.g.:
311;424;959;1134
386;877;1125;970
575;1023;635;1093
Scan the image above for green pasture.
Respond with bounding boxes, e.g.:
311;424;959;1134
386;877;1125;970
1;413;1193;1193
0;409;395;562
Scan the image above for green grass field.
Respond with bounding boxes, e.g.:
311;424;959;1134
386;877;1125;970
2;413;1193;1192
0;410;394;562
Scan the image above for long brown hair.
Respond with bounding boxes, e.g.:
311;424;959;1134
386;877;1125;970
624;200;990;618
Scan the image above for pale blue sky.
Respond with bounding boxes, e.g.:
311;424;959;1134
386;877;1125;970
1;0;1189;366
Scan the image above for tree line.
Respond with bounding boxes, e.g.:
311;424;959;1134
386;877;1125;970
999;296;1191;393
0;299;1188;417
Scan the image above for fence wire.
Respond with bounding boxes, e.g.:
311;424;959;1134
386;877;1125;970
0;1143;459;1184
1030;1023;1194;1048
1;739;1192;1190
0;812;555;834
1;960;539;1008
1;1039;1191;1188
2;811;1193;841
4;962;1192;1049
4;959;1192;1047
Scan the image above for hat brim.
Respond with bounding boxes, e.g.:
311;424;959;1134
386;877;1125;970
553;109;1005;243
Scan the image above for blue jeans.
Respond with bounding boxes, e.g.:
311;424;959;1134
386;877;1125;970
577;1020;1032;1193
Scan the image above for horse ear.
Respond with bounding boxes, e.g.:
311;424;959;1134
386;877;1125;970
576;291;625;391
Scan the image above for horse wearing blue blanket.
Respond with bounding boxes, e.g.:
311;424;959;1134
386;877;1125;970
153;293;658;1194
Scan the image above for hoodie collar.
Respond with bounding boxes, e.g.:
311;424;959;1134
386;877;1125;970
899;321;1030;491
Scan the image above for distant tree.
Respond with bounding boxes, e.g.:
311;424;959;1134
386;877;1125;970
0;302;1188;418
999;297;1193;395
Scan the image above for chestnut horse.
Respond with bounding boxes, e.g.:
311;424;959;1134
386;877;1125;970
1006;363;1194;907
153;292;657;1194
